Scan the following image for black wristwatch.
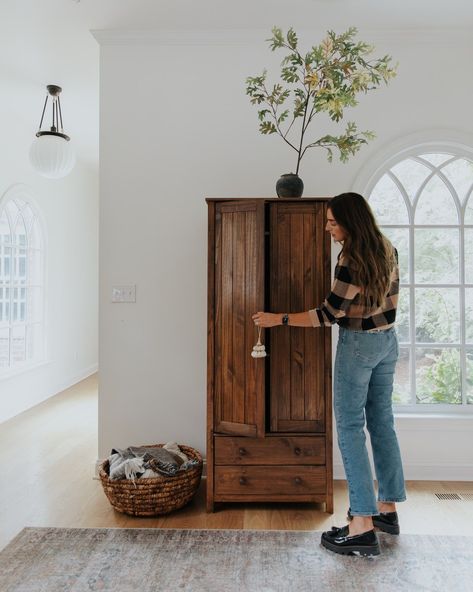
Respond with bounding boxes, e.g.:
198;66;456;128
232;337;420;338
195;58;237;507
282;314;289;326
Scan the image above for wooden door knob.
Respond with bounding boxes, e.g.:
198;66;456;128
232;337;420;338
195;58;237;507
239;477;247;485
294;477;302;485
294;447;302;455
239;448;247;456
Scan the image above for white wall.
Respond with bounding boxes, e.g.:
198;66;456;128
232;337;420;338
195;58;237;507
96;29;473;479
0;38;99;423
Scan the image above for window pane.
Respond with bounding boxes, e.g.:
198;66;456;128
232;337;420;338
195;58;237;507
418;153;453;166
415;176;458;224
465;193;473;224
440;158;473;205
381;227;409;283
416;348;461;404
0;210;11;243
415;288;460;343
13;217;27;247
0;327;9;367
391;158;431;203
393;347;410;404
5;200;20;220
0;246;12;279
466;289;473;344
396;287;410;343
21;205;35;234
466;229;473;284
415;229;459;284
11;324;26;364
369;175;408;224
0;287;10;324
467;350;473;405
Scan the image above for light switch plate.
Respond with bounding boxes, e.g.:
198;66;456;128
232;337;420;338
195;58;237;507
111;285;136;303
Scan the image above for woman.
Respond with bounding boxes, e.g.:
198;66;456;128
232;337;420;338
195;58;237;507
252;192;406;557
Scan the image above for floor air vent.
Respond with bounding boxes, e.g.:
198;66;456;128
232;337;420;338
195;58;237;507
434;493;462;500
459;493;473;501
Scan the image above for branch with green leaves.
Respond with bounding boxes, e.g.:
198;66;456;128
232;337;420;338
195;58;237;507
245;26;397;175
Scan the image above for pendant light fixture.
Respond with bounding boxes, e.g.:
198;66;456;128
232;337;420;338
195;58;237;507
29;84;76;179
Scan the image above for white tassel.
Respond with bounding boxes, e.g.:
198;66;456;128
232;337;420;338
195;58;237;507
251;326;267;358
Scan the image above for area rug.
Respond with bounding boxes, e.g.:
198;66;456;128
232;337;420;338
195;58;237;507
0;527;471;592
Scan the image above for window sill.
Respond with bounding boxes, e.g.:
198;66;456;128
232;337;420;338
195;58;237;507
394;412;473;419
0;359;51;381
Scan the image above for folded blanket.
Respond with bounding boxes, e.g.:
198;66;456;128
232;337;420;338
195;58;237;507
108;443;198;481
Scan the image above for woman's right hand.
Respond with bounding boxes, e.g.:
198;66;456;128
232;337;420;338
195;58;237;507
252;312;281;328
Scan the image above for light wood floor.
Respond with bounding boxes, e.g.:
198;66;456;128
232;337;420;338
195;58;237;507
1;374;472;551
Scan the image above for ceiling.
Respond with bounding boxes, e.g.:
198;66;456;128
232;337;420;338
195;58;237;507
1;0;472;167
37;0;473;31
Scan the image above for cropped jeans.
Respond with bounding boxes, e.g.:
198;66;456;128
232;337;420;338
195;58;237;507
334;326;407;516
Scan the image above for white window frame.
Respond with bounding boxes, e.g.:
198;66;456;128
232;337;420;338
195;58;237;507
353;131;473;415
0;184;47;378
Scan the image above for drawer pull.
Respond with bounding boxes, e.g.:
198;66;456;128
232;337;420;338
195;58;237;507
294;447;302;456
239;477;247;485
294;477;302;485
238;448;247;456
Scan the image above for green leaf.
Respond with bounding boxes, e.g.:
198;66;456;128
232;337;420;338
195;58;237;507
287;28;298;50
281;66;299;83
268;26;285;51
277;109;290;125
260;121;277;134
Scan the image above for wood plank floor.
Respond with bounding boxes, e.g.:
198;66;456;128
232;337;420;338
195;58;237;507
1;374;472;551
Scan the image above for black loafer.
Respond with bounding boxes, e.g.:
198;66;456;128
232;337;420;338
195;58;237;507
347;508;400;535
321;525;380;557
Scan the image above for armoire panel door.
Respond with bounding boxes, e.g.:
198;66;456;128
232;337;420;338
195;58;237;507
269;202;327;433
214;201;265;437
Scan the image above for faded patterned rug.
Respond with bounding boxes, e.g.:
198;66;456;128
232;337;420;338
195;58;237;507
0;527;471;592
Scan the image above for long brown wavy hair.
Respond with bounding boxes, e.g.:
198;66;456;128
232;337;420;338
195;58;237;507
328;192;396;308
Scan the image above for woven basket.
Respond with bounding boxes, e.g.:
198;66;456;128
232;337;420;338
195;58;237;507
99;444;203;516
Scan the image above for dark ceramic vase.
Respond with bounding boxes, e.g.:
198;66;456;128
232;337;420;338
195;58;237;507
276;173;304;198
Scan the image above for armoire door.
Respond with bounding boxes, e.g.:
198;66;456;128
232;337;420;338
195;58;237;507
269;202;329;433
214;200;265;437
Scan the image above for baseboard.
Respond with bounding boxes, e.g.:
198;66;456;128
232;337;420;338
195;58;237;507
0;363;98;425
53;363;98;397
334;463;473;481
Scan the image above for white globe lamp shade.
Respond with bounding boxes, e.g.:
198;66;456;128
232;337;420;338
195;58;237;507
29;134;76;179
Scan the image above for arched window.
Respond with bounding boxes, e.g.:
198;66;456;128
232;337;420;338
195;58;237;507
0;186;45;372
366;148;473;409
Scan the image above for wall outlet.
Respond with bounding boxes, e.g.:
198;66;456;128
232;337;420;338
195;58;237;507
111;285;136;303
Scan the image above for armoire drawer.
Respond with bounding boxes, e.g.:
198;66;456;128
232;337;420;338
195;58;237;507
214;436;325;465
214;465;326;496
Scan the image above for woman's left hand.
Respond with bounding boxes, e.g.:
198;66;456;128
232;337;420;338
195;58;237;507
252;312;281;328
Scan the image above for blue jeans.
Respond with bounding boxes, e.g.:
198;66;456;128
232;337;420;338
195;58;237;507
334;326;407;516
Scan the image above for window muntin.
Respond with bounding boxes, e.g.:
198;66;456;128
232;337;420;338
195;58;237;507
368;152;473;408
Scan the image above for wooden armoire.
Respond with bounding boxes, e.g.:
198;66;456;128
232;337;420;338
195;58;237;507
206;198;333;513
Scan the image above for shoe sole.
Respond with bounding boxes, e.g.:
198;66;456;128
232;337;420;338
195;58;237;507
374;523;400;535
321;538;380;557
